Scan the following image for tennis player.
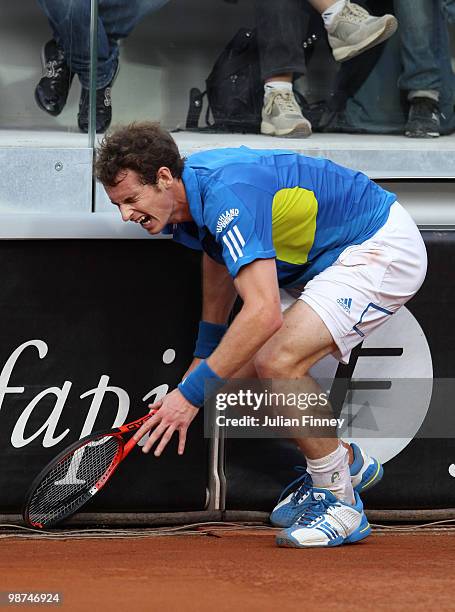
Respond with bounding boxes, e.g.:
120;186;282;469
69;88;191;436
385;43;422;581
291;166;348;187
96;122;427;548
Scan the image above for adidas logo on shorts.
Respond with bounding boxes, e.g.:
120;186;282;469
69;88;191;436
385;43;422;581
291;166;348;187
337;297;352;313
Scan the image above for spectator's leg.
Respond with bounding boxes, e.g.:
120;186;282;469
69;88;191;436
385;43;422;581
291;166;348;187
78;0;169;133
37;0;75;55
96;0;170;90
309;0;339;10
441;0;455;23
256;0;312;138
36;0;112;132
100;0;170;41
308;0;398;62
34;0;80;116
37;1;93;87
394;0;441;137
37;0;169;89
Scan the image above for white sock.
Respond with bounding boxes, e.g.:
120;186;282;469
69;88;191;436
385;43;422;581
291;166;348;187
264;81;293;97
322;0;346;27
306;442;355;504
408;90;439;103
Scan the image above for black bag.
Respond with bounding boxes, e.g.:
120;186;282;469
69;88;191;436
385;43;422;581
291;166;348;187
186;28;263;133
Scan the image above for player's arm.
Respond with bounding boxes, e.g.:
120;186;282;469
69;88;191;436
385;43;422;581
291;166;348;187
183;253;238;379
136;257;281;458
136;187;278;456
202;253;238;323
206;257;282;376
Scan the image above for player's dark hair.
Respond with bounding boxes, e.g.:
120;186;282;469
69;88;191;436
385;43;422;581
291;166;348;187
95;121;185;187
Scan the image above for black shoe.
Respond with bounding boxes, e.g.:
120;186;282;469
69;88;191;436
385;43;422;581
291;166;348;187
34;39;74;116
405;97;440;138
77;77;115;134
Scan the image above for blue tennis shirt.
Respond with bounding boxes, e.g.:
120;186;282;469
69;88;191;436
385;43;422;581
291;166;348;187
165;147;396;288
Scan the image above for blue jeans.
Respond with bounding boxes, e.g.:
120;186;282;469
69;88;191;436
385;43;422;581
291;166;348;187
345;0;455;133
441;0;455;21
394;0;452;99
37;0;170;89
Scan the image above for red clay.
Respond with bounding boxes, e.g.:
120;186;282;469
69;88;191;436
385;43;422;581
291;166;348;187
2;531;455;611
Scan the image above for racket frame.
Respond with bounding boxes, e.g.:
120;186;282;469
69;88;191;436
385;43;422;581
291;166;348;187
22;412;154;529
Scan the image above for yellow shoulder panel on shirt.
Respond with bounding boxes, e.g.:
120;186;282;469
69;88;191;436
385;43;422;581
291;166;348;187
272;187;318;264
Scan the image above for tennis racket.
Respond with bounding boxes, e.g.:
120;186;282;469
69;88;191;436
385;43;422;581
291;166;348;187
23;411;157;529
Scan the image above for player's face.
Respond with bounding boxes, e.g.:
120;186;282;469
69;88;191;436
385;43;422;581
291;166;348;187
105;168;175;235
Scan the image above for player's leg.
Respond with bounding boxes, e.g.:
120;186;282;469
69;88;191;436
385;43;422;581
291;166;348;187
232;299;380;519
247;298;370;547
253;300;354;497
233;299;364;507
274;202;427;547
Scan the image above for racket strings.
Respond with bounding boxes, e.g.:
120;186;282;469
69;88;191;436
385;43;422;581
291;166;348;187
27;435;122;527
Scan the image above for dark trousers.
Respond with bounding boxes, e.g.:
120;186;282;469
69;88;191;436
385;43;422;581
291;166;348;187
255;0;309;81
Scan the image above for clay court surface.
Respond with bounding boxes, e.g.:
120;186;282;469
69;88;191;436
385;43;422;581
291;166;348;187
2;530;455;611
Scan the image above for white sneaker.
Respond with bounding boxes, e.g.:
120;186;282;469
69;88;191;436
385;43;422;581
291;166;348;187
276;487;371;548
261;90;312;138
270;443;383;528
327;1;398;62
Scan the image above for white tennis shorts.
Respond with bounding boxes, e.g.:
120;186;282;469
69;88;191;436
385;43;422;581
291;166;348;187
280;202;427;364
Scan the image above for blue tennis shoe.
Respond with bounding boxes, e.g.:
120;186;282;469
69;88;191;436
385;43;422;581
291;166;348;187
276;487;371;548
270;468;313;527
270;443;383;527
349;442;384;493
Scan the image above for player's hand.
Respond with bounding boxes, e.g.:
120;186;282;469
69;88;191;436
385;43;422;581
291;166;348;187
133;388;199;457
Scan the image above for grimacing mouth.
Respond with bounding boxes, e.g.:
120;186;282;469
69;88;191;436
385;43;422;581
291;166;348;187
137;215;151;226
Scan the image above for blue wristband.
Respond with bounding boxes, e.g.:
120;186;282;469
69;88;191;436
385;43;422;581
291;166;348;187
178;360;222;407
193;321;228;359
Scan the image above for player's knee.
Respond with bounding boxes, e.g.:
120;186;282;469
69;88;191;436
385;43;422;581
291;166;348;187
254;344;319;378
254;350;299;379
